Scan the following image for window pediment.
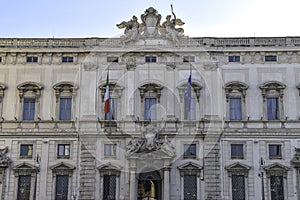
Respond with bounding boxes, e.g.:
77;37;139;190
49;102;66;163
177;82;202;101
13;162;35;176
225;162;251;176
17;82;43;101
53;82;78;100
178;162;202;176
50;162;75;176
259;81;286;97
138;83;163;102
97;162;121;176
224;81;248;99
99;82;123;98
264;162;289;178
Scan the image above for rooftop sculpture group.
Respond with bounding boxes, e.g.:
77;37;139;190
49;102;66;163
116;6;185;45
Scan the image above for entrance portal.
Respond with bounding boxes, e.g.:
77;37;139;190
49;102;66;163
138;171;162;200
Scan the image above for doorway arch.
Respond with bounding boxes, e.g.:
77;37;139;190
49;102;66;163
138;170;162;200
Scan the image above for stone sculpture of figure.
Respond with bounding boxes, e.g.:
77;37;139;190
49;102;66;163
159;136;175;157
160;12;185;44
126;137;143;155
143;124;158;151
0;146;11;166
116;15;140;45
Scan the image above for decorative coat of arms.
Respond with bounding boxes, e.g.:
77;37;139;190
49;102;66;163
116;6;185;45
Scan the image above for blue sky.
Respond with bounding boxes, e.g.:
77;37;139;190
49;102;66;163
1;0;300;38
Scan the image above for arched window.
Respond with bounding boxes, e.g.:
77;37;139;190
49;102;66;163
17;82;43;121
259;81;286;120
53;82;78;120
224;81;248;121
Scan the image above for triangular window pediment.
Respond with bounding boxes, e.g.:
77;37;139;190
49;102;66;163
225;162;251;171
14;162;34;170
178;162;202;171
264;163;289;171
97;162;121;176
50;162;75;171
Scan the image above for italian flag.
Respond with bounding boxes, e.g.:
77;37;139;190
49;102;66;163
104;72;110;116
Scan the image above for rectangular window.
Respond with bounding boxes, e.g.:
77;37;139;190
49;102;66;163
230;98;242;120
184;175;197;200
184;97;196;120
184;144;196;158
107;57;119;63
145;98;156;120
103;175;116;200
26;56;38;63
59;98;72;120
232;175;245;200
183;56;195;62
62;56;73;63
267;97;278;120
17;175;31;200
55;175;69;200
20;144;33;158
105;98;117;120
145;56;157;63
231;144;244;159
104;144;117;157
23;98;35;120
57;144;70;158
269;144;282;159
270;175;284;200
265;55;277;62
228;55;240;62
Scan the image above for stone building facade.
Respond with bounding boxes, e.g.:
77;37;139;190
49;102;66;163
0;6;300;200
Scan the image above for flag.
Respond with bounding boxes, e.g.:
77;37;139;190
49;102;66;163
184;73;192;113
104;72;110;118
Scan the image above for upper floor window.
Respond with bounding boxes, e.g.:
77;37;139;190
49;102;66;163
20;144;33;158
183;56;195;62
269;144;282;159
17;82;43;121
138;83;163;120
259;81;286;120
26;56;38;63
184;144;196;158
265;55;277;62
62;56;73;63
104;144;117;157
231;144;244;159
228;55;240;62
107;56;119;63
53;82;78;121
145;56;157;63
57;144;70;158
225;81;248;121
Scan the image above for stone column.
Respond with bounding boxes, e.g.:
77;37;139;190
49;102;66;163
129;164;137;200
163;167;170;200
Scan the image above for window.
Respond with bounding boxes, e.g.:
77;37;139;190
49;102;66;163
20;144;33;158
26;56;38;63
228;55;240;62
107;56;119;63
183;56;195;62
57;144;70;158
231;144;244;159
269;144;282;159
145;56;157;63
105;98;117;120
270;175;284;200
103;175;116;200
260;81;286;121
265;55;277;62
232;175;245;200
23;98;35;120
267;97;278;120
184;144;196;158
184;175;197;200
62;56;73;63
104;144;117;157
55;175;69;200
145;97;156;120
17;175;31;200
229;98;242;120
225;82;248;121
53;82;77;121
59;97;72;120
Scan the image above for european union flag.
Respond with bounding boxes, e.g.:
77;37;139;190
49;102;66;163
184;74;192;113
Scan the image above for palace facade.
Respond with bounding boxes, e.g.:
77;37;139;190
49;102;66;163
0;7;300;200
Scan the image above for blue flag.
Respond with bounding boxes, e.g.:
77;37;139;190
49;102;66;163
184;74;192;113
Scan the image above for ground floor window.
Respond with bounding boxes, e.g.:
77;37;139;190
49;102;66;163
184;175;197;200
103;175;116;200
55;175;69;200
270;175;284;200
232;175;245;200
17;175;31;200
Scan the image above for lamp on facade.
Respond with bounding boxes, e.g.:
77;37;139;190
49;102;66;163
34;154;40;200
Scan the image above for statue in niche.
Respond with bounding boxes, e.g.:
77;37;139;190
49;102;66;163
116;15;140;45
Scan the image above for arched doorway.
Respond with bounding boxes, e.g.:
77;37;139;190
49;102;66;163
138;170;162;200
